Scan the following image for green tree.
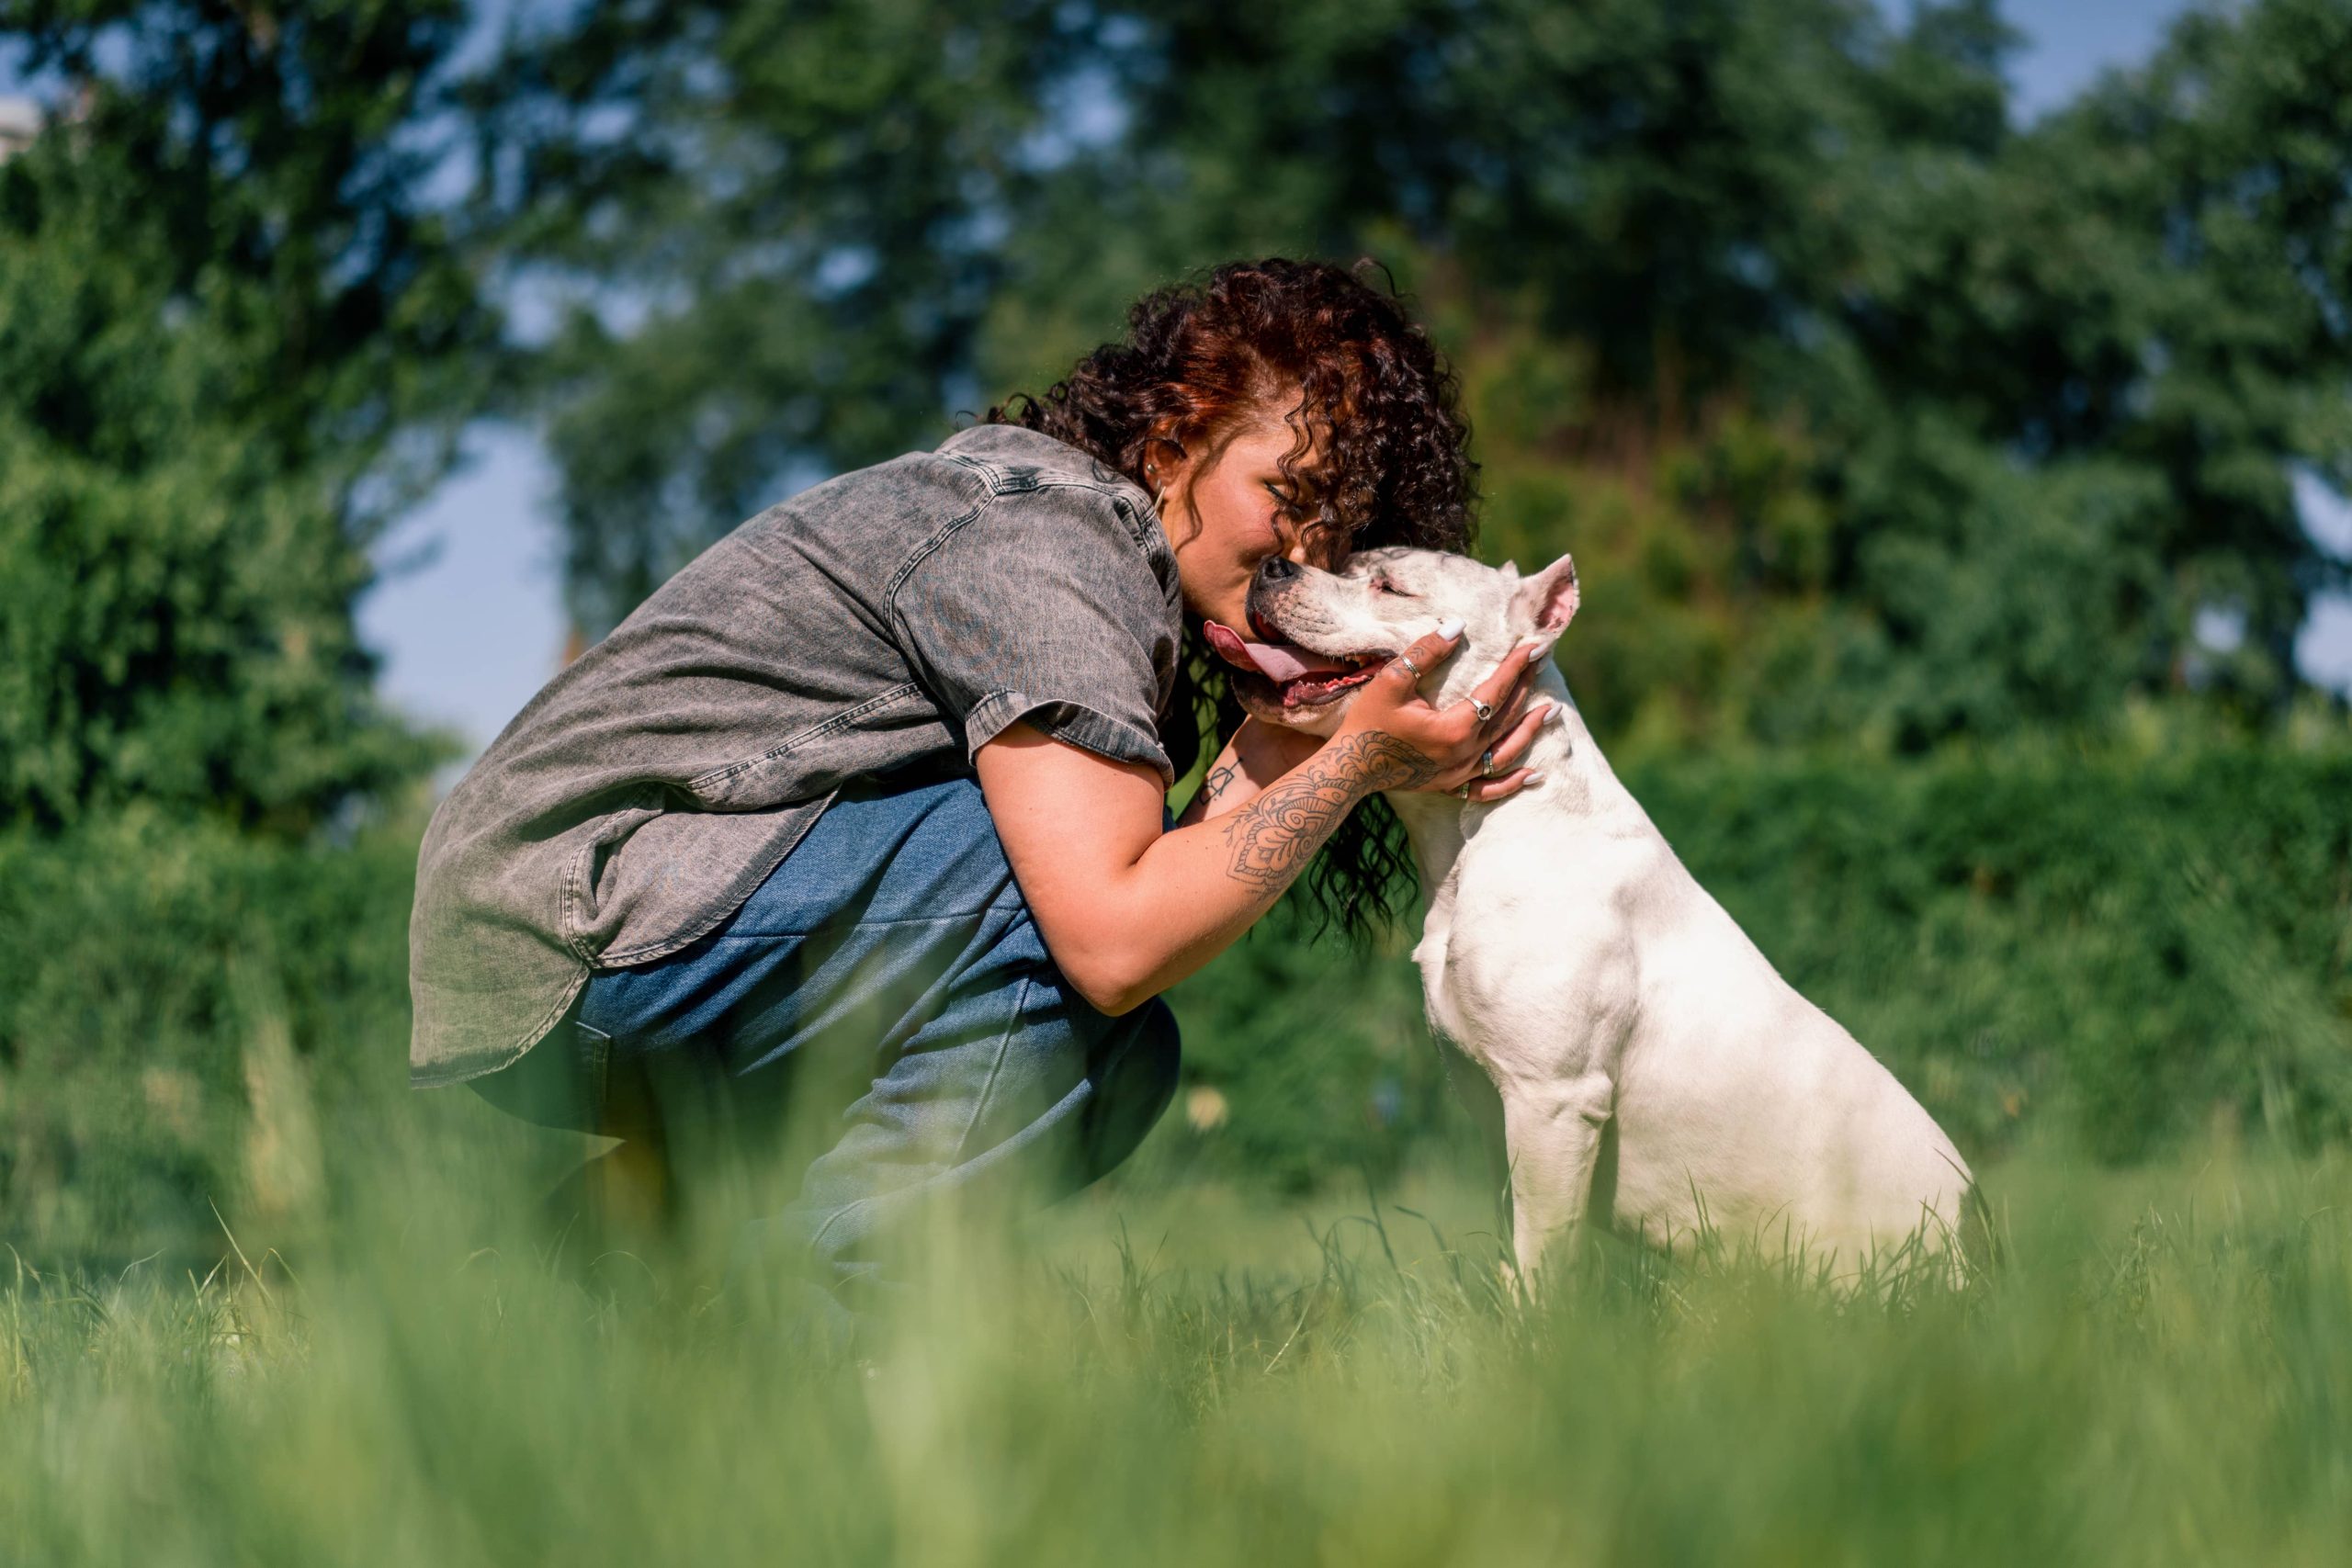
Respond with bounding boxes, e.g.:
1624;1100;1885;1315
0;0;494;831
1784;0;2352;740
485;0;2352;745
469;0;1086;635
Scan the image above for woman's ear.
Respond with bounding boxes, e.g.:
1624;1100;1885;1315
1141;425;1191;490
1508;552;1579;657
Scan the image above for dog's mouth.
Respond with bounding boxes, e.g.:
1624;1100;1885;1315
1204;612;1393;709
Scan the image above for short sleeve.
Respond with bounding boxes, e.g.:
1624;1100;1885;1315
893;483;1181;784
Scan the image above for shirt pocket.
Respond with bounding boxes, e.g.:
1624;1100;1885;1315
684;682;933;810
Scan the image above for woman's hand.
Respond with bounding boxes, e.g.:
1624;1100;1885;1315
1331;622;1554;803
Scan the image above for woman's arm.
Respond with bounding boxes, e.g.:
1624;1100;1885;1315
976;627;1549;1015
1171;716;1325;829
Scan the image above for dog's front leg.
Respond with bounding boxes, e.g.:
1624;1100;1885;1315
1500;1073;1613;1292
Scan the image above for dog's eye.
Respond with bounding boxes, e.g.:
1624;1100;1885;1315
1371;577;1417;598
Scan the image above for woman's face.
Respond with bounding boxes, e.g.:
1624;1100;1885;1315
1153;415;1346;632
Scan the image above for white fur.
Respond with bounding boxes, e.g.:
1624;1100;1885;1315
1243;549;1973;1285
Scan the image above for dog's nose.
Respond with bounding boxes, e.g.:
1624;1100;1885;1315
1257;556;1300;584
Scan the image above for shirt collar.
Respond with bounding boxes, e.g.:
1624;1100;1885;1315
936;423;1148;497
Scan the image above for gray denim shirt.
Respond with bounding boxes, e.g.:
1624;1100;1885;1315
408;423;1182;1086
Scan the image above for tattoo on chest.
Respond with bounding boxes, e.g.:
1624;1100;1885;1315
1220;732;1436;893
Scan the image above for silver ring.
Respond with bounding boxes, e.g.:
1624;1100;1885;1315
1480;747;1497;779
1395;653;1423;679
1470;696;1495;722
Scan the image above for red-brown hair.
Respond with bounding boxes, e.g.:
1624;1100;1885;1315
987;256;1480;941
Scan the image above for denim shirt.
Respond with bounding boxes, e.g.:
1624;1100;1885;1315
408;423;1182;1086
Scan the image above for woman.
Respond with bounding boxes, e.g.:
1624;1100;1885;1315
409;258;1553;1310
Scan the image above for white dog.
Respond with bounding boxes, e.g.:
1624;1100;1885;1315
1212;548;1973;1284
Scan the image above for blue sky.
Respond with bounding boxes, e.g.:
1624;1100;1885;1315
13;4;2351;751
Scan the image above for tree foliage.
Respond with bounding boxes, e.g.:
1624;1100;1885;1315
484;0;2352;748
466;0;1087;634
0;0;494;830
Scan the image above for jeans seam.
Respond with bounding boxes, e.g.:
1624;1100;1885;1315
707;908;1008;940
578;1021;616;1131
948;968;1032;1165
800;966;1035;1259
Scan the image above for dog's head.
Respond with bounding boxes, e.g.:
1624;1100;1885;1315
1204;547;1579;736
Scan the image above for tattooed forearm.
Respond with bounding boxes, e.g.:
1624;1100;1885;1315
1197;761;1240;807
1218;732;1438;894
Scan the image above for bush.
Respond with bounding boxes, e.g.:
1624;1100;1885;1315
6;741;2348;1261
1628;742;2352;1160
0;814;422;1262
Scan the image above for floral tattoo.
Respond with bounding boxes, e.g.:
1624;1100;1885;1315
1218;732;1436;894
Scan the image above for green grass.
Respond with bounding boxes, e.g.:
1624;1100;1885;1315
5;744;2349;1564
6;1141;2349;1566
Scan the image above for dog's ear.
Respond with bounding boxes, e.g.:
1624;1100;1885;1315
1508;552;1578;650
1499;558;1520;578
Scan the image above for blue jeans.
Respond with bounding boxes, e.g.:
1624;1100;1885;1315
470;775;1180;1309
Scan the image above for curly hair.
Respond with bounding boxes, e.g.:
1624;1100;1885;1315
985;257;1479;943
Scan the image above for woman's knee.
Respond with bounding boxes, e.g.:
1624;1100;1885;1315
466;1020;605;1133
1080;996;1181;1180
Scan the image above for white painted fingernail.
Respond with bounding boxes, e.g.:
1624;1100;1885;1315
1525;645;1548;664
1542;701;1564;725
1436;616;1464;640
1525;772;1547;788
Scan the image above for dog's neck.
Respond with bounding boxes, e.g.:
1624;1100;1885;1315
1382;663;1635;901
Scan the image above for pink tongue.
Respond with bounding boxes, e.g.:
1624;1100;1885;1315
1204;621;1356;682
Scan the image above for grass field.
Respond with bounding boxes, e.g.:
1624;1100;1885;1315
7;1134;2348;1566
5;743;2348;1565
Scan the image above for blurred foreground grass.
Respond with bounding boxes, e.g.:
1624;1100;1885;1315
6;1142;2349;1566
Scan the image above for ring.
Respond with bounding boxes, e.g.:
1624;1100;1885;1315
1455;783;1473;799
1471;696;1495;722
1395;653;1423;679
1480;747;1497;778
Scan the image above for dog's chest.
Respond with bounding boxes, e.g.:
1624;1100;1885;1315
1409;815;1641;1084
1410;874;1469;1051
1408;829;1536;1072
